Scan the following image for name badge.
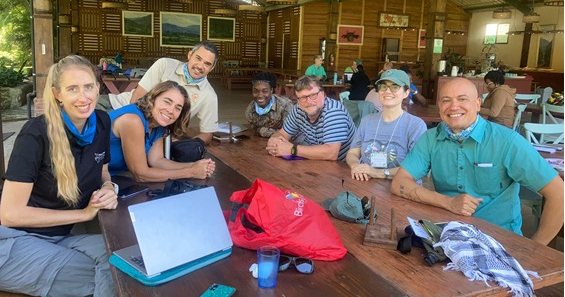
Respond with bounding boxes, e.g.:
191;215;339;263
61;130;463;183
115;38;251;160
370;151;387;168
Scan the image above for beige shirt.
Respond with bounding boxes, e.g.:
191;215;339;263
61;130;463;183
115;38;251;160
109;58;218;133
480;85;516;128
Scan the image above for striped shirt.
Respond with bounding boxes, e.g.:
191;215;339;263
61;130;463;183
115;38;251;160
283;98;356;160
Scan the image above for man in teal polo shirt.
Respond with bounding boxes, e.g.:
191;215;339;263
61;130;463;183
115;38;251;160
391;78;563;245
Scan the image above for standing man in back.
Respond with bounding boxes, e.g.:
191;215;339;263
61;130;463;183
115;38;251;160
98;41;219;144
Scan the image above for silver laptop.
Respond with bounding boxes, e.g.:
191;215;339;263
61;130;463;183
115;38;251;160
113;186;233;277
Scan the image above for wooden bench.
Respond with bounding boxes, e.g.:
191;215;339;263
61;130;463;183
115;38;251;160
225;75;253;90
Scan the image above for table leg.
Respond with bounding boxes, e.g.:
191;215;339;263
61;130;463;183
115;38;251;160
103;81;120;94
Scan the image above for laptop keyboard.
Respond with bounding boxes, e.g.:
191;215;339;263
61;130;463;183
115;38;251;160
130;256;145;268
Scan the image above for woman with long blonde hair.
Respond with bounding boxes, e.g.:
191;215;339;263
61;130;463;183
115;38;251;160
0;55;116;296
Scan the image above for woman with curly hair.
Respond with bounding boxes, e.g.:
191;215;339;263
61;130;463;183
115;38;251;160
108;80;215;181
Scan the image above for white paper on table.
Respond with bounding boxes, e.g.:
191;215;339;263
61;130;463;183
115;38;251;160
407;217;431;241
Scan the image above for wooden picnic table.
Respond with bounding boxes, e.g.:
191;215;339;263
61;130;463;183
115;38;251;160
98;158;403;297
101;75;140;94
205;134;564;297
405;104;442;125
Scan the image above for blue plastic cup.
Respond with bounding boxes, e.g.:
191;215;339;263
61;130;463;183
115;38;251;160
257;246;280;288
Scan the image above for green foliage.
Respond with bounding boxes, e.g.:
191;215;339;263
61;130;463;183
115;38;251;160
442;48;465;71
0;0;31;67
0;62;25;87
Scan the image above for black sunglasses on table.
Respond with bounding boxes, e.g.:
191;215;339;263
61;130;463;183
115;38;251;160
278;255;314;274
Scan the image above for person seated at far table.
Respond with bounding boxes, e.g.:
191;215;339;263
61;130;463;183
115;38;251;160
266;75;356;161
392;77;564;245
348;65;371;101
399;65;427;106
304;55;327;81
479;69;516;128
373;61;393;83
245;72;293;138
346;69;427;181
365;61;395;109
108;80;215;182
0;55;116;296
344;58;362;74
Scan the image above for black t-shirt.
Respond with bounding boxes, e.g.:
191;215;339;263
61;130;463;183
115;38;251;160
349;71;371;100
4;110;111;236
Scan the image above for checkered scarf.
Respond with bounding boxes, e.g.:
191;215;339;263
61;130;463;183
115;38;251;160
433;222;539;297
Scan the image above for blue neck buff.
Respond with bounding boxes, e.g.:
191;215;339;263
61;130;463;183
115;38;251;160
61;110;97;147
183;63;205;84
255;96;275;116
441;117;479;143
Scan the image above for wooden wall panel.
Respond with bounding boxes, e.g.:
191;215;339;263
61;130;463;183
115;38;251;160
64;0;265;77
267;6;300;70
302;0;469;80
56;0;468;80
443;2;470;57
299;2;329;71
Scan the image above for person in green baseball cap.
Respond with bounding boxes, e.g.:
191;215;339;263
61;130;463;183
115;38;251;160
346;69;427;181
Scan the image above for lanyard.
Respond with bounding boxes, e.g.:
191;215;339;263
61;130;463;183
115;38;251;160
370;111;403;152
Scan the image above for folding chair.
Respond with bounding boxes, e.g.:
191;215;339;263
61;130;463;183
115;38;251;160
540;103;564;143
523;123;564;145
515;93;541;104
537;87;553;104
512;104;527;133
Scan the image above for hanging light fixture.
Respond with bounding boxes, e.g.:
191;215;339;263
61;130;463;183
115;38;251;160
214;8;237;16
266;0;298;4
523;0;540;23
523;12;540;23
544;0;564;6
493;7;512;19
238;4;265;12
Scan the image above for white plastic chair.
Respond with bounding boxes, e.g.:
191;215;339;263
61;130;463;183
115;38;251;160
512;104;527;132
524;123;564;145
540;103;564;143
542;103;564;124
339;91;350;101
515;93;541;104
537;87;553;104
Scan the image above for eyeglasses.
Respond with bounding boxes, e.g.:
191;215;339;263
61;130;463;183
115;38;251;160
377;83;401;92
297;90;322;103
484;81;495;87
278;255;314;274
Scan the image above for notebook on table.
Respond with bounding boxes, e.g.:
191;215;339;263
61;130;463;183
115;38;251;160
109;186;233;286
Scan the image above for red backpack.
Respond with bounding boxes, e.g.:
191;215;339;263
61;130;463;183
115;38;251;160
227;179;347;261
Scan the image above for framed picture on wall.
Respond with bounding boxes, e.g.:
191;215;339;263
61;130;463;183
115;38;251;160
122;11;154;37
160;12;202;48
337;25;364;45
207;16;235;42
418;29;426;48
379;13;409;28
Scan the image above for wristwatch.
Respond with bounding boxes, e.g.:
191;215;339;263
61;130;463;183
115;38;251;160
291;144;298;156
102;181;119;194
383;169;391;179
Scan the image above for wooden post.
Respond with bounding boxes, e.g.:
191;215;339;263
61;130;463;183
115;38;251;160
520;23;533;68
32;0;54;116
422;0;446;101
